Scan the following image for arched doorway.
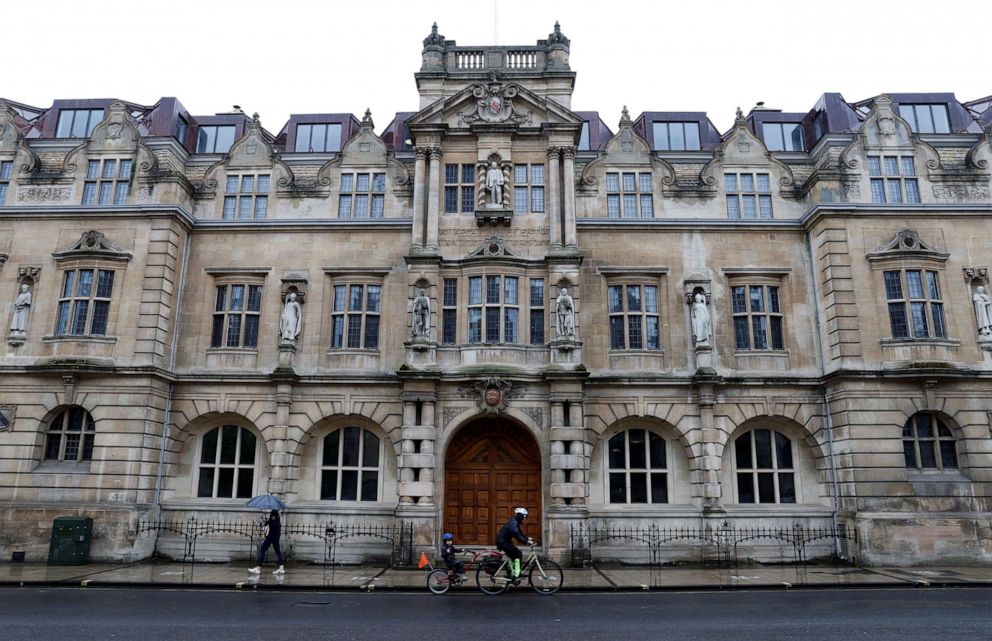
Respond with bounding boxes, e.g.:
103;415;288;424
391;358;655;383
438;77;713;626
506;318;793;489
444;417;542;546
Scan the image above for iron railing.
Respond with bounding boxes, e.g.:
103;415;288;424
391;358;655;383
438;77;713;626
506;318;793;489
569;522;857;570
135;516;413;567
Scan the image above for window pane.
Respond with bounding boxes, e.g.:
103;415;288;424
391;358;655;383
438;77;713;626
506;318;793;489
740;174;754;192
225;314;242;347
366;285;381;312
758;195;773;218
778;473;796;503
639;173;652;193
101;159;116;179
342;427;360;466
628;430;646;468
323;432;341;466
764;123;784;151
883;156;899;176
734;316;750;349
608;286;622;313
639;194;653;217
468;308;482;343
735;435;752;468
646;316;660;350
650;472;668;503
904;179;920;203
347;315;362;348
325;124;342;152
649;434;666;468
356;173;369;192
96;270;115;298
883;272;903;300
340;174;354;192
916;105;934;133
295;124;311;152
629;473;648;503
514;187;527;213
333;285;346;311
749;286;764;312
196;126;216;153
530;164;544;186
530;279;544;307
940;441;958;468
331;316;344;348
870;179;886;203
643;286;658;313
99;182;113;204
364;315;379;349
243;315;259;348
609;316;625;349
627;285;641;312
503;308;518;343
724;174;738;192
751;315;768;349
918;440;937;468
608;433;626;468
910;301;929;337
219;425;238;464
653;123;669;150
757;473;776;503
607;194;621;218
504;277;518;305
742;195;756;218
754;429;773;467
339;194;353;217
901;157;916;176
685;122;700;150
485;307;500;342
360;471;379;501
71;300;89;335
867;156;882;176
770;316;784;350
215;126;235;153
669;123;685;150
236;469;254;499
530;309;544;344
622;172;636;192
445;164;458;184
197;468;215;497
774;431;793;468
906;272;924;299
57;112;75;138
320;470;338;500
239;429;256;465
349;285;363;311
362;430;380;467
726;195;740;218
931;303;946;338
609;472;627;503
737;473;755;503
530;186;544;212
756;174;770;192
886;179;903;204
354;194;369;217
606;173;620;192
340;470;358;501
443;309;457;344
627;316;643;349
622;193;637;217
91;301;110;335
903;439;917;467
888;302;909;338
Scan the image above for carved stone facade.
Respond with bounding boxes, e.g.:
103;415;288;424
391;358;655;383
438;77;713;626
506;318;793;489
1;27;992;566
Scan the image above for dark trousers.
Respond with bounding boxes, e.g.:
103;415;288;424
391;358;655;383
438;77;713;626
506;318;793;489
497;541;522;561
444;558;465;574
257;538;285;566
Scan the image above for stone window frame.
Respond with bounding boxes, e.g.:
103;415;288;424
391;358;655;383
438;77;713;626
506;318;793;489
43;405;96;464
441;277;458;345
210;281;264;349
204;268;270;353
724;171;773;219
604;275;663;353
439;267;547;347
318;425;384;502
223;173;270;220
443;163;475;214
604;426;670;505
328;278;382;351
731;427;798;505
723;268;791;356
867;155;921;204
902;411;959;472
513;163;545;214
339;171;386;219
0;159;13;205
195;424;260;499
605;170;653;218
82;158;132;206
882;268;947;340
53;267;116;338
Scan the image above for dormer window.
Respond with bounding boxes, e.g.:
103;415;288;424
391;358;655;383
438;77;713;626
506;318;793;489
295;123;342;152
652;122;700;151
762;122;804;152
578;122;591;151
56;109;104;138
868;156;920;204
898;104;950;134
195;125;236;153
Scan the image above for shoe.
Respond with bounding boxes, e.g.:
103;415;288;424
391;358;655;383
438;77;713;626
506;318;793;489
273;567;285;575
248;567;261;574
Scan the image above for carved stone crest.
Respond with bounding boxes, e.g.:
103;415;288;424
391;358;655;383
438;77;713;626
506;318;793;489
458;377;526;415
458;73;533;126
53;230;132;262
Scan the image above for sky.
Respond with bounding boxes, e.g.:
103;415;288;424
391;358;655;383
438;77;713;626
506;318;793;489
4;0;990;134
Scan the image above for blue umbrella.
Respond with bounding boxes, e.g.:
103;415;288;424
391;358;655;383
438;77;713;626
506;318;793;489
246;494;285;510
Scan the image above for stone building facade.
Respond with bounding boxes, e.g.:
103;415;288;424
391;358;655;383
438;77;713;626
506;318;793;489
2;24;992;565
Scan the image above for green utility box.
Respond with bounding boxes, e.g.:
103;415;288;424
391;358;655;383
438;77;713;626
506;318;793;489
47;517;93;565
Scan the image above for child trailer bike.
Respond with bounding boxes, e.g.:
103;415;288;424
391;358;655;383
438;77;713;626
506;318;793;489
475;543;563;595
425;549;502;595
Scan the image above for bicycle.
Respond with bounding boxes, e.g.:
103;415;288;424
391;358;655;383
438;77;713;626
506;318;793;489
426;548;502;595
475;543;563;595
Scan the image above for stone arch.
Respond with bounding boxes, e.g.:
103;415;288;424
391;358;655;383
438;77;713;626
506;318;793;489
588;416;694;506
584;401;702;459
899;408;972;476
162;410;271;501
33;403;98;465
720;414;833;507
293;414;399;505
440;413;544;546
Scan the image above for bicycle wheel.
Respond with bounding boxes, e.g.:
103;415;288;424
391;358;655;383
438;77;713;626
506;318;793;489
528;559;563;595
427;569;451;595
476;561;508;595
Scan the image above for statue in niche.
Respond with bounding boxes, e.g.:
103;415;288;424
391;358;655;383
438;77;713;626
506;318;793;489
279;292;302;343
485;160;505;207
691;290;711;346
555;288;575;339
412;288;430;338
974;285;992;338
9;283;32;337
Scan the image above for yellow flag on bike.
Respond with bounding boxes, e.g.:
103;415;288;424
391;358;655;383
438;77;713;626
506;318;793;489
418;552;429;569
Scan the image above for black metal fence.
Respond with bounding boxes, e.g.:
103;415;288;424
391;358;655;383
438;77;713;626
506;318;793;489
135;516;413;567
569;522;857;570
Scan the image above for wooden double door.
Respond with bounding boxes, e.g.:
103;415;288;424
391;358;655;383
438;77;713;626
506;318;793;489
443;417;542;546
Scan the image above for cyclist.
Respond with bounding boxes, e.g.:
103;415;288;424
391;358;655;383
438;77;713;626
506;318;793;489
496;507;533;581
440;532;468;581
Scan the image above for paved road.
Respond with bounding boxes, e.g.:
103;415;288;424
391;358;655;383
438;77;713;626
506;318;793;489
2;587;990;641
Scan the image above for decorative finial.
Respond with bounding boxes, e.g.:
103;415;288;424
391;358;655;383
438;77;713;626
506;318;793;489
735;106;745;124
423;22;445;48
547;21;569;47
619;105;632;128
252;112;260;125
362;108;373;127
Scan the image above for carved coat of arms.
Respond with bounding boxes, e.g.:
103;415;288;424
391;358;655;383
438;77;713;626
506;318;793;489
458;73;532;126
458;377;525;415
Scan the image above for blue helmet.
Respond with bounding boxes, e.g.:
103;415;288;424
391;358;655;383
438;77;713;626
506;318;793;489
441;532;454;541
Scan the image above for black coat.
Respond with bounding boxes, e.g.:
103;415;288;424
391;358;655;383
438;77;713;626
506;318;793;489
441;541;463;562
496;516;528;546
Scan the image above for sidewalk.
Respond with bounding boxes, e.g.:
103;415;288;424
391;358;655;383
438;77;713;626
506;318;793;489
3;560;991;592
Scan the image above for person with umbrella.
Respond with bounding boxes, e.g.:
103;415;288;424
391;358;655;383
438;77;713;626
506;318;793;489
247;494;286;575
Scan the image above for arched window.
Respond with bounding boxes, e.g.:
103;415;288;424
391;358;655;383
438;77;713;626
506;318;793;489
734;429;795;504
321;427;381;501
197;425;257;498
44;406;96;462
903;413;958;470
607;428;668;504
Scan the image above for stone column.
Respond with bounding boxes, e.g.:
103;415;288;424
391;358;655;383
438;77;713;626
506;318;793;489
425;147;443;253
546;146;562;250
561;147;577;250
267;383;293;496
411;147;427;250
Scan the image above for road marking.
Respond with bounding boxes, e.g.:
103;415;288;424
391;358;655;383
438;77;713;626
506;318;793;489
81;580;91;587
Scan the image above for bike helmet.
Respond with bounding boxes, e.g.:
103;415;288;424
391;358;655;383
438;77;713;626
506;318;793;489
441;532;454;541
513;507;529;518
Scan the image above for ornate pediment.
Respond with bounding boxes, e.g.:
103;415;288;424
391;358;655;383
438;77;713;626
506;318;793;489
866;229;948;263
89;101;139;152
52;230;132;263
458;377;526;415
465;236;522;259
340;109;388;166
227;113;275;168
407;76;582;131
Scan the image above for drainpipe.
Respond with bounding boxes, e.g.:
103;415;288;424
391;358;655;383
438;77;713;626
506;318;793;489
152;226;192;550
804;230;844;558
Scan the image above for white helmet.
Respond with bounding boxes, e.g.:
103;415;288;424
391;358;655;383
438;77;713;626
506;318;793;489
514;507;529;517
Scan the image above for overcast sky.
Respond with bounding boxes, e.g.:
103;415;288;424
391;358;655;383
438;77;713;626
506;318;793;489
5;0;990;133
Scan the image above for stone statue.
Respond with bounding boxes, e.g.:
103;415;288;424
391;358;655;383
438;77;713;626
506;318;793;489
412;289;430;338
555;288;575;339
691;291;711;346
485;160;504;207
9;283;31;337
974;286;992;337
279;292;302;343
